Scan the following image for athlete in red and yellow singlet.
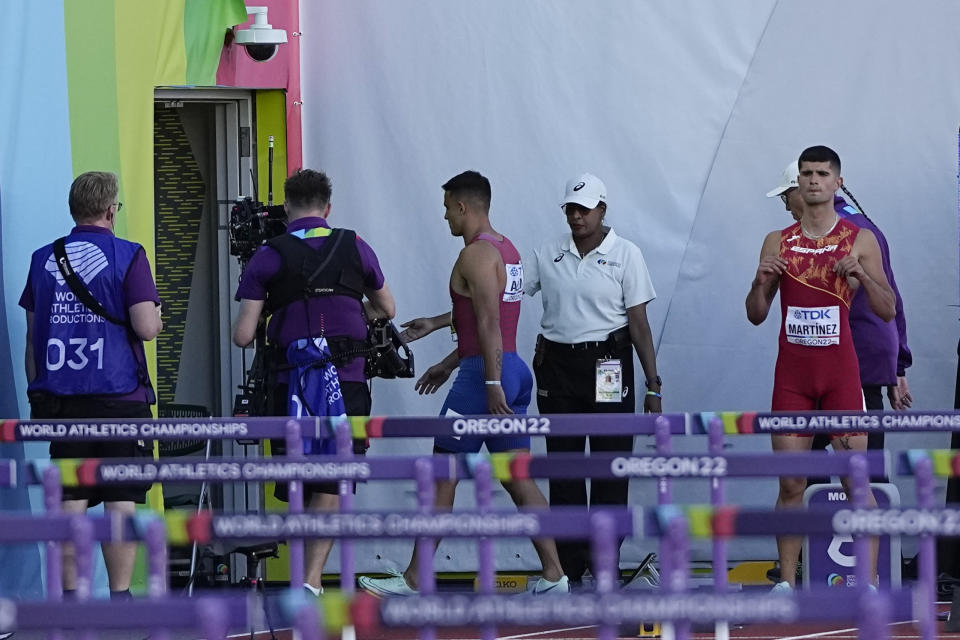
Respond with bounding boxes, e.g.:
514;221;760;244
747;147;897;592
773;217;863;412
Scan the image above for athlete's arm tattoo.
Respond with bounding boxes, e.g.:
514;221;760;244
834;436;853;451
495;348;503;377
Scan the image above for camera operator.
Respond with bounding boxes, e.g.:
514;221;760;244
232;169;395;596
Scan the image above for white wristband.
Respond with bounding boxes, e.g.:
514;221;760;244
485;380;501;386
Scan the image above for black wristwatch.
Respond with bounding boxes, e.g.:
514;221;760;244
645;375;662;389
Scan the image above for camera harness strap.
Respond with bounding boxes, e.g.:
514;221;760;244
52;237;155;395
53;238;126;325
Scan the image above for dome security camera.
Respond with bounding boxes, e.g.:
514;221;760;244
234;6;287;62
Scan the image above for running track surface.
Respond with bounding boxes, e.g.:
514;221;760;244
219;603;956;640
9;604;951;639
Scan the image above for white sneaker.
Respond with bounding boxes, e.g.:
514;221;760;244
532;575;569;595
358;570;417;597
770;581;793;594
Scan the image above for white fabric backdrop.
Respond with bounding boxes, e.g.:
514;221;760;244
299;1;960;569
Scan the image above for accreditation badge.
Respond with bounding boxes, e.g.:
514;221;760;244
596;359;623;403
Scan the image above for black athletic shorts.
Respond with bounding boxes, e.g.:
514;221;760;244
269;380;371;502
29;393;153;506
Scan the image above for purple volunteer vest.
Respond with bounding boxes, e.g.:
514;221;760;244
28;232;145;396
834;196;907;385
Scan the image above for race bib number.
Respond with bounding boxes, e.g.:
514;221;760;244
503;263;523;303
785;305;840;346
596;359;623;403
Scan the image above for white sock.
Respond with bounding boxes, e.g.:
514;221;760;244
303;583;323;596
540;576;566;585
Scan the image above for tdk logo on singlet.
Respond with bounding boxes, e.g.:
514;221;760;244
793;308;833;320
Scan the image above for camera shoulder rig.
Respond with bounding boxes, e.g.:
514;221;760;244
263;230;414;380
264;229;365;313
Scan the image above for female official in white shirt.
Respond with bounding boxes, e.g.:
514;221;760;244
525;173;661;584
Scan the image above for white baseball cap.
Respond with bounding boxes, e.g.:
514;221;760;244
766;161;800;198
561;173;607;209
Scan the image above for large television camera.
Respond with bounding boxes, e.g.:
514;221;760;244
228;196;287;264
365;318;415;380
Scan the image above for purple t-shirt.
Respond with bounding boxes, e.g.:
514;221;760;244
19;225;160;402
834;196;911;384
234;216;385;383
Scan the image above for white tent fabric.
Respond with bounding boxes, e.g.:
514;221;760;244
300;1;959;568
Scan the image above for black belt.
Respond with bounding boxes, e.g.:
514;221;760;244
266;336;369;372
539;327;631;353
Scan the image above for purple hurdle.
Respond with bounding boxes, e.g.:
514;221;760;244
858;587;891;640
285;418;306;591
473;459;496;640
654;415;672;505
654;415;674;640
591;511;618;640
70;514;95;640
915;456;936;640
708;417;729;640
415;457;436;640
42;465;64;640
146;519;171;640
295;596;325;640
665;516;691;640
848;454;871;593
198;596;229;640
336;421;356;596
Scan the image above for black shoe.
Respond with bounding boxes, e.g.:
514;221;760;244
937;573;960;599
766;563;803;585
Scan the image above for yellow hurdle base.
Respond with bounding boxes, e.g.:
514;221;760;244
727;560;776;585
636;622;661;637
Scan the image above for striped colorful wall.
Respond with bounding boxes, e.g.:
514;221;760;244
0;0;301;595
1;0;248;420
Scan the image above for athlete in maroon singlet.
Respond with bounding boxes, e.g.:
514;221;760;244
746;146;895;592
434;231;531;453
358;171;568;597
449;232;522;357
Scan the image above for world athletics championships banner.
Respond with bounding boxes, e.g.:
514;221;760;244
691;410;960;434
0;413;687;442
22;450;883;489
4;411;960;449
0;417;307;442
